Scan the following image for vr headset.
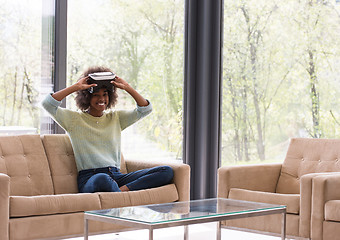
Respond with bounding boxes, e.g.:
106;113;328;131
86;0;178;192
87;72;116;93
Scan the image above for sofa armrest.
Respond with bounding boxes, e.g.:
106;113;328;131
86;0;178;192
0;173;9;240
125;159;190;202
217;163;282;198
309;173;340;240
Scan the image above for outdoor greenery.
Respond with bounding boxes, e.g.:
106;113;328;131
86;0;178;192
0;1;41;129
222;0;340;164
1;0;340;165
66;0;184;159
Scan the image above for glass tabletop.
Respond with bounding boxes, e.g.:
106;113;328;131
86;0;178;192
85;198;286;225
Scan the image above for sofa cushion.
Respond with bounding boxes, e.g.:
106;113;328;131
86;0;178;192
41;134;79;194
10;193;101;217
9;212;127;240
0;135;54;196
325;200;340;222
99;184;179;209
120;154;127;174
229;188;300;214
276;138;340;194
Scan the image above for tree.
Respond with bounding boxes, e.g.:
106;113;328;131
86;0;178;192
223;0;288;161
222;0;340;165
0;2;41;128
66;0;184;158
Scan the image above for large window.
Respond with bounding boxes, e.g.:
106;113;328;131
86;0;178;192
0;0;46;134
67;0;184;161
222;0;340;165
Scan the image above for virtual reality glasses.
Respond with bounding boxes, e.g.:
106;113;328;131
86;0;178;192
87;72;116;93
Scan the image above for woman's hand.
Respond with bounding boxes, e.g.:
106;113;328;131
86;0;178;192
75;76;97;90
111;76;149;106
52;76;96;101
111;76;130;91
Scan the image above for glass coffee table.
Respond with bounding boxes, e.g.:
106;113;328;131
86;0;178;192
84;198;286;240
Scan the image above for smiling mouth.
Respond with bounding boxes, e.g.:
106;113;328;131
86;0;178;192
97;102;106;106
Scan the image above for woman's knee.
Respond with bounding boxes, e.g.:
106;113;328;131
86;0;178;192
93;173;112;183
92;173;119;192
161;166;174;183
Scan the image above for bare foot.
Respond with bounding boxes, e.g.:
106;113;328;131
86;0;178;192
120;185;130;192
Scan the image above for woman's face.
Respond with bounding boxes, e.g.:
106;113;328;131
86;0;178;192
88;88;109;117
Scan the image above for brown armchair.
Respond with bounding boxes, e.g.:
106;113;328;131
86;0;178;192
217;138;340;239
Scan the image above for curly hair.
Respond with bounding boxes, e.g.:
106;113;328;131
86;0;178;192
75;66;118;111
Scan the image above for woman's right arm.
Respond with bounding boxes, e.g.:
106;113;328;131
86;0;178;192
52;76;95;101
41;76;96;130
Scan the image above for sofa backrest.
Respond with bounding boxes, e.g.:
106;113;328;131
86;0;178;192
41;134;79;194
42;134;128;194
0;135;54;196
276;138;340;194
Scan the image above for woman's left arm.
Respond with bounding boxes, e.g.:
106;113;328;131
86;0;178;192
111;76;149;107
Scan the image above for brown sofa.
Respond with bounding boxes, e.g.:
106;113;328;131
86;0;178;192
0;134;190;240
217;138;340;239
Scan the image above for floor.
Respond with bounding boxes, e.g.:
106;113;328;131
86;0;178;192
71;223;286;240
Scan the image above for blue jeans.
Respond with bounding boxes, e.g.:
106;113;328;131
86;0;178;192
77;166;174;193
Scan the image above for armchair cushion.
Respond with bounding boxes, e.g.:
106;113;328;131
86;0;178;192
325;200;340;222
229;188;300;214
276;138;340;194
217;163;282;198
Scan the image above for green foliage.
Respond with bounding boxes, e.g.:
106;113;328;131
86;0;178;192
222;0;340;165
2;0;340;164
66;0;184;158
0;1;41;128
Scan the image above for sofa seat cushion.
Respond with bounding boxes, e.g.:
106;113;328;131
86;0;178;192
229;188;300;214
99;184;179;209
10;193;101;217
325;200;340;221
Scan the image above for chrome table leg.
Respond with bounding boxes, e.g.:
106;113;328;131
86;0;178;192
281;211;286;240
84;218;88;240
217;221;221;240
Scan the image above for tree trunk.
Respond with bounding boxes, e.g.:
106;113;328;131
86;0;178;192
10;71;18;125
226;77;242;162
23;69;39;129
308;49;321;138
17;80;25;125
122;32;148;90
242;5;265;161
163;27;179;114
242;77;250;161
144;8;179;114
2;77;8;125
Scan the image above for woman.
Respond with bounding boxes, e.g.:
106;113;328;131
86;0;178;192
42;66;173;193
